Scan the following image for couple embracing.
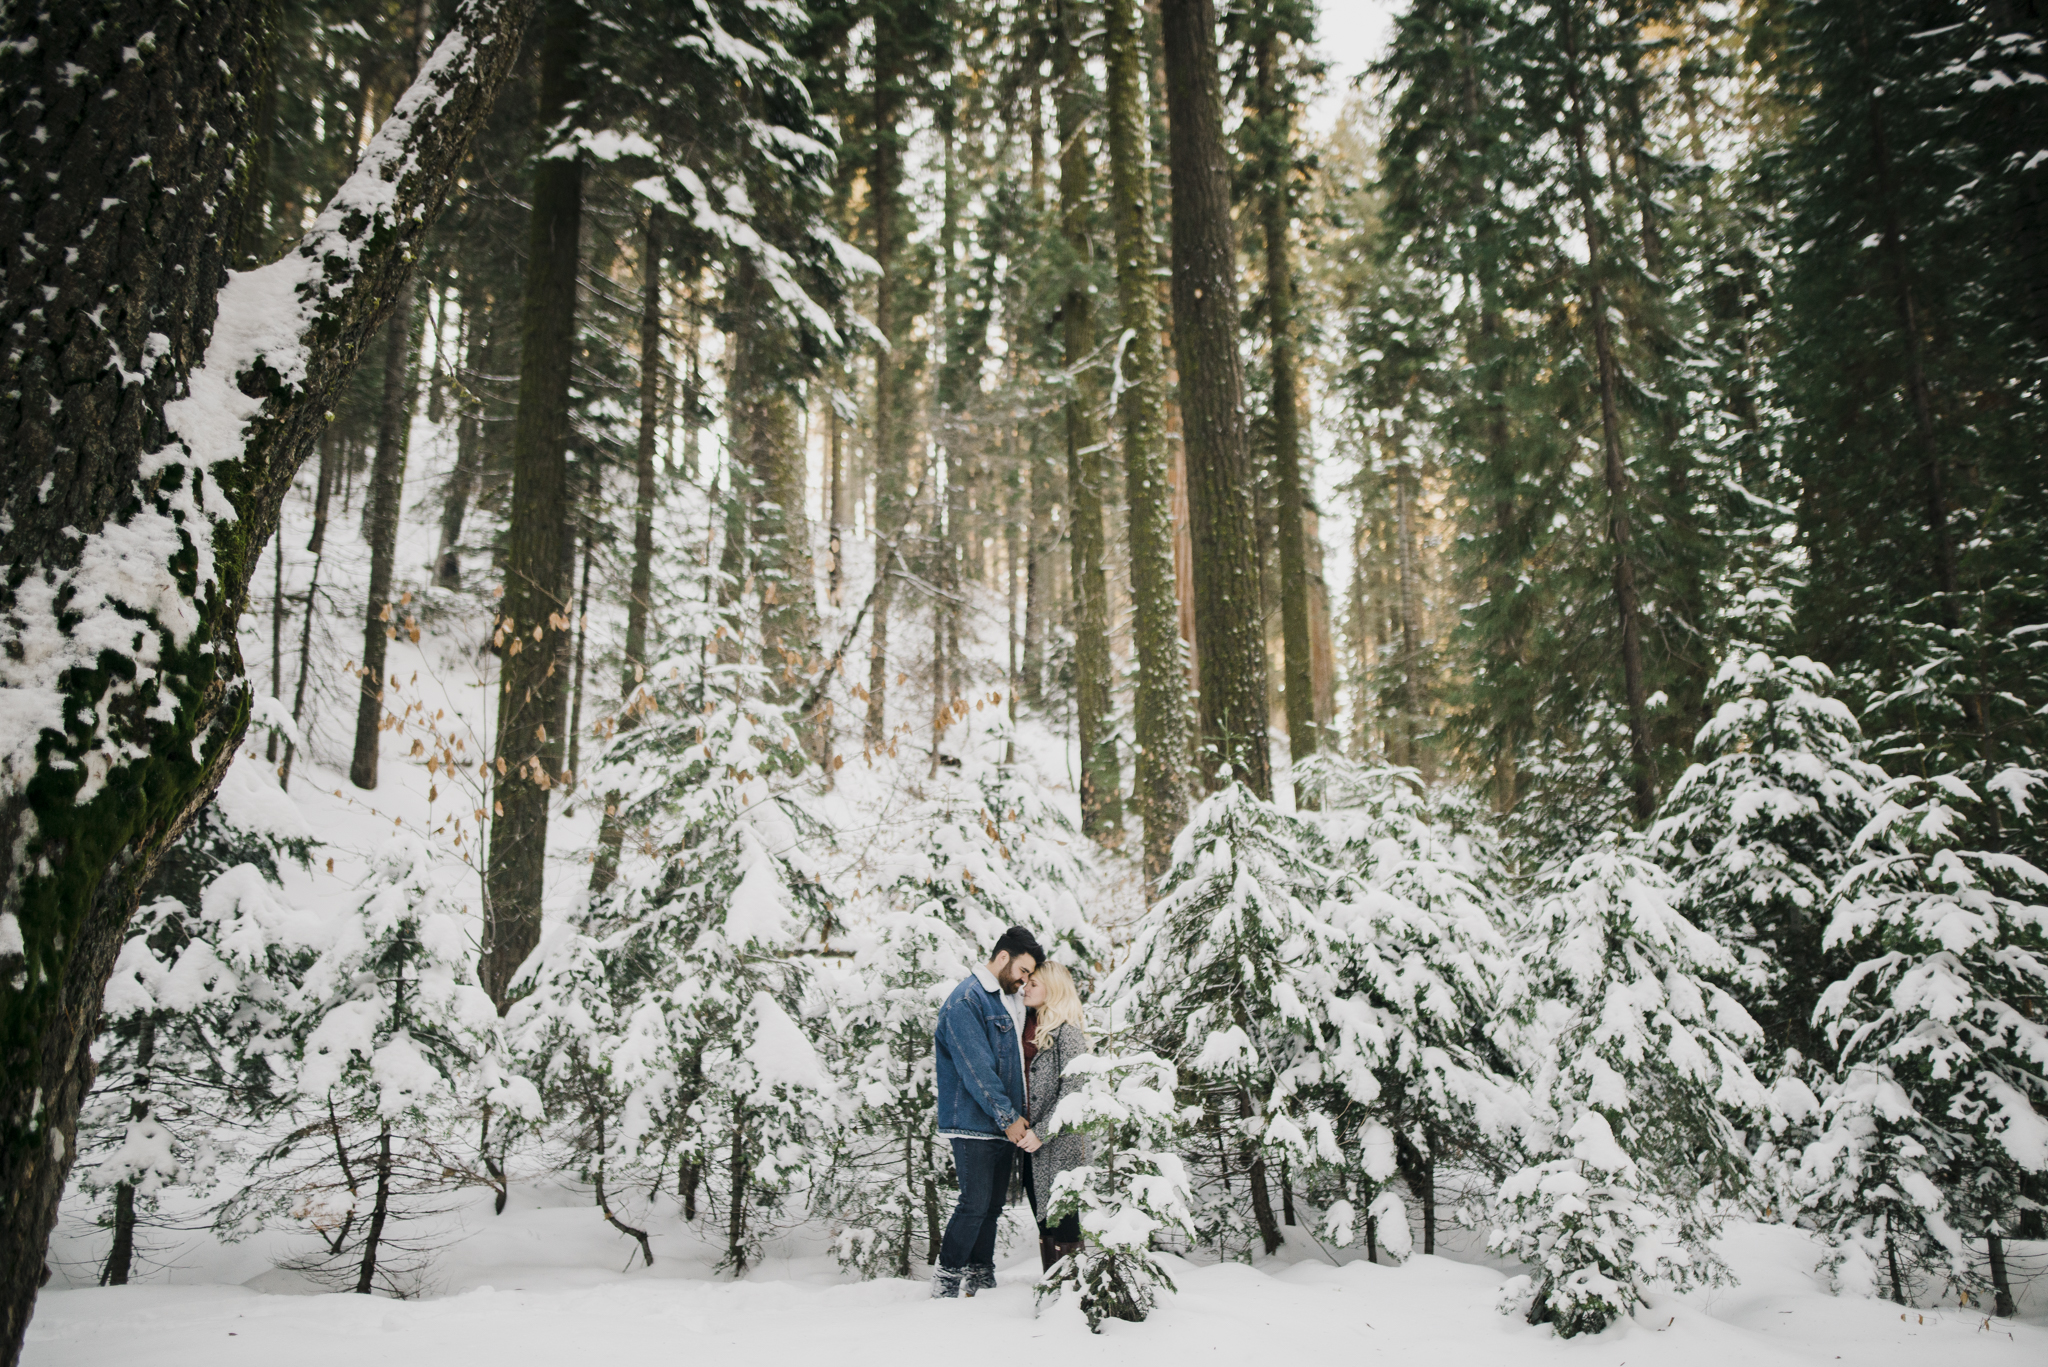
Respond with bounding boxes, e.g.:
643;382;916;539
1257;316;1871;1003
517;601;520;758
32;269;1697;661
930;926;1090;1298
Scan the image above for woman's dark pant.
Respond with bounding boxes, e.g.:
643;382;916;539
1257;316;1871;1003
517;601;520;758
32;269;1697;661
1026;1158;1081;1243
941;1138;1014;1269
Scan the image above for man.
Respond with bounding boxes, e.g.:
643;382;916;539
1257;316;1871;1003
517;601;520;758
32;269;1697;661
931;925;1046;1297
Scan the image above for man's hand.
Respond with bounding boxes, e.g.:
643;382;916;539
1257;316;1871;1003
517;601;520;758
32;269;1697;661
1005;1117;1030;1144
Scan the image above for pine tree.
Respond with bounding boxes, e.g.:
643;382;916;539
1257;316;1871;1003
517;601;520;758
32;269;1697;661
1034;1046;1197;1329
1307;756;1529;1253
1492;835;1770;1336
1109;785;1357;1257
80;757;315;1284
224;835;504;1294
1807;765;2048;1313
1652;649;1888;1065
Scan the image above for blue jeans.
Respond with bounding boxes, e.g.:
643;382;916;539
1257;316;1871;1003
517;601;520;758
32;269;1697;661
940;1139;1014;1269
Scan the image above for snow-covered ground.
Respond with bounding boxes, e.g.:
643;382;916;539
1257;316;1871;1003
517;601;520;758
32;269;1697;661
29;1182;2048;1367
40;382;2048;1367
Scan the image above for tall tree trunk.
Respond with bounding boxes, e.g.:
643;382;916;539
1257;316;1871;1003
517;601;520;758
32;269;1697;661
348;295;418;790
827;373;846;609
1161;0;1272;798
0;3;531;1354
1560;1;1654;824
592;207;664;895
1393;444;1422;771
267;540;286;764
1252;25;1317;783
564;505;594;791
1055;0;1122;841
1854;16;1958;624
864;28;911;751
743;365;813;688
482;0;586;1011
435;314;489;589
1480;296;1522;813
1106;0;1191;880
282;437;337;791
1022;432;1052;704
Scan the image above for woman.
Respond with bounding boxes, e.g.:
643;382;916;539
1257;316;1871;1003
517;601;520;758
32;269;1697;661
1020;961;1090;1272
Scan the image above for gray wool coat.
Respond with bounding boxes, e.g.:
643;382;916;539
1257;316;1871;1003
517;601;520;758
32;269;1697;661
1026;1019;1092;1206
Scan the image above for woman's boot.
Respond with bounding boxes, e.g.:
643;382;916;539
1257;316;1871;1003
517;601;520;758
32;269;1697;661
1039;1235;1061;1273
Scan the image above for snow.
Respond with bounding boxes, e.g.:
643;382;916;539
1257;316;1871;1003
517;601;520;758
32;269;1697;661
28;1192;2048;1367
742;993;833;1097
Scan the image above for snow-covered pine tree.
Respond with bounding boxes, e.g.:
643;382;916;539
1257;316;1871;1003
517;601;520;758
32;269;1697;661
1307;757;1530;1254
1033;1046;1197;1330
1107;783;1359;1258
816;907;964;1278
221;834;501;1294
1652;649;1888;1068
518;661;834;1272
81;756;316;1284
1492;835;1771;1336
1805;766;2048;1314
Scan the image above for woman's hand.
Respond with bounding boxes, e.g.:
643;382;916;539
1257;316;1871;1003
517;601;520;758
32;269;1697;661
1017;1128;1043;1154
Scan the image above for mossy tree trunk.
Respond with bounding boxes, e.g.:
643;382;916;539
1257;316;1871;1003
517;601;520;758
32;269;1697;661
1160;0;1271;798
1054;0;1122;842
0;0;534;1355
1250;22;1317;782
863;22;910;750
1105;0;1191;880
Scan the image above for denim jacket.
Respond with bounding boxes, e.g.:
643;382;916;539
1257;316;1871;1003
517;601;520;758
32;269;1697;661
934;971;1026;1136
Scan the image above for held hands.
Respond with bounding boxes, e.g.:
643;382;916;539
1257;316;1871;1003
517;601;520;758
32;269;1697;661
1004;1117;1043;1153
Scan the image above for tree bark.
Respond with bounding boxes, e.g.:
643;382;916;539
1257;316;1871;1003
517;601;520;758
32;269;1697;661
0;2;532;1352
864;25;910;750
1560;1;1654;824
1393;444;1423;771
434;310;488;589
1054;0;1122;842
348;296;417;789
731;257;814;693
1252;26;1317;783
482;0;585;1011
592;206;663;895
1161;0;1271;798
1107;0;1191;880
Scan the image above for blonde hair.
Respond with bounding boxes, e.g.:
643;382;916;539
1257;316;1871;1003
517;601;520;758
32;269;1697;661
1032;962;1087;1044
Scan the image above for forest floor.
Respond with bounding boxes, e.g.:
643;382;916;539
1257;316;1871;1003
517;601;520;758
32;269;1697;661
27;1182;2048;1367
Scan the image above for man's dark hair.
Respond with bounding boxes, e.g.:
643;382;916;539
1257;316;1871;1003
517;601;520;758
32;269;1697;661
991;926;1045;967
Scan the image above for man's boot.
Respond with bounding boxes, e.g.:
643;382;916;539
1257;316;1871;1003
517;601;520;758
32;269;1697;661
931;1265;965;1299
1039;1236;1061;1273
964;1263;997;1296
